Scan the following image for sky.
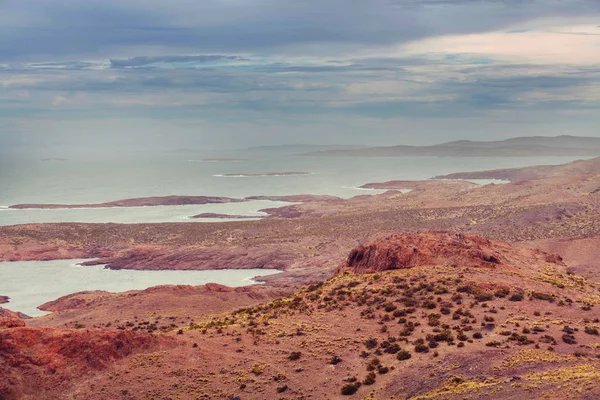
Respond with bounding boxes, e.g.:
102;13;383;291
1;0;600;151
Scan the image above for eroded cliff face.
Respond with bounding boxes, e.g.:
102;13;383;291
0;327;170;399
339;232;564;275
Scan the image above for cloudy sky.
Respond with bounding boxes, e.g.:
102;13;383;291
2;0;600;150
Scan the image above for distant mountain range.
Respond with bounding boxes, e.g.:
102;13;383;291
244;144;368;153
300;135;600;157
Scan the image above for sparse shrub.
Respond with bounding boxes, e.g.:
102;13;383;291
277;385;288;393
384;303;397;312
508;293;524;302
486;341;501;347
539;335;557;345
384;343;401;354
341;382;361;395
531;292;554;302
415;343;429;353
397;351;411;361
288;351;302;361
474;292;494;302
364;338;378;349
363;372;376;385
251;363;265;375
563;326;575;334
473;332;483;339
584;326;599;335
457;285;473;294
422;300;437;309
562;334;577;345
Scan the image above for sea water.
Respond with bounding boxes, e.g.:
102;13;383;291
0;150;589;226
0;259;281;317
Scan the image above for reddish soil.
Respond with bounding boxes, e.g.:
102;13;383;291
3;233;600;399
0;327;171;399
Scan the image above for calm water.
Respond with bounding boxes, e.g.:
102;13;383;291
0;259;281;317
0;150;589;226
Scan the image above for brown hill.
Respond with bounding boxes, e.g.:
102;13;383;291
4;232;600;399
338;232;564;275
27;284;294;329
434;156;600;182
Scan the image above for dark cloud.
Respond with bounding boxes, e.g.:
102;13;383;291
1;0;598;61
1;0;600;148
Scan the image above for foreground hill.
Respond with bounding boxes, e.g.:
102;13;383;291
3;232;600;399
301;135;600;157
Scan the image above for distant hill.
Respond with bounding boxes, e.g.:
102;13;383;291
301;135;600;157
439;135;600;149
244;144;368;153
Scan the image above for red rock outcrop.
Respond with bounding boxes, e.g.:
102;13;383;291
0;307;30;329
0;308;26;329
338;232;565;275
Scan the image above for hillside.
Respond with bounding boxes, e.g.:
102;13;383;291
301;135;600;157
3;232;600;399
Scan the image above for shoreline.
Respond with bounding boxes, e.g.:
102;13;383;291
3;157;600;318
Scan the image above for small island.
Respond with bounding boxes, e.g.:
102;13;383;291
199;158;246;162
216;172;312;177
10;195;245;210
190;213;260;219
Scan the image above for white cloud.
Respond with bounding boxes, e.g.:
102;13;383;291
399;21;600;65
